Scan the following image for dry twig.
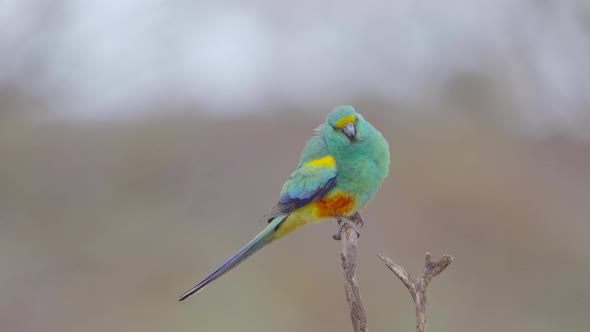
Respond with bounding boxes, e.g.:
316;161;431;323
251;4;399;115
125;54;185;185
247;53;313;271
335;212;368;332
377;253;454;332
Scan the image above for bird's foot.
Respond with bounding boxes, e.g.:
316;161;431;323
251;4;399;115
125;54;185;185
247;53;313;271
332;213;363;240
355;213;365;228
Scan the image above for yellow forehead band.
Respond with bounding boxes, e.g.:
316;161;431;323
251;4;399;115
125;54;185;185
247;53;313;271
335;115;356;128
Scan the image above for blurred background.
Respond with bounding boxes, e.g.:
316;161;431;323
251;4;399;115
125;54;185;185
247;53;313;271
1;1;589;331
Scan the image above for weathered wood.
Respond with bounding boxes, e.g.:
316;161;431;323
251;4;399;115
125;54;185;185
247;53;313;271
378;253;453;332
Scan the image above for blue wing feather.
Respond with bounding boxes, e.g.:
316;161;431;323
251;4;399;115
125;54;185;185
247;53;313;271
262;132;337;222
263;166;337;222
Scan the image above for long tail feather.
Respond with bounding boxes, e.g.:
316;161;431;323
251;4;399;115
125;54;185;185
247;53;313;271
178;214;287;301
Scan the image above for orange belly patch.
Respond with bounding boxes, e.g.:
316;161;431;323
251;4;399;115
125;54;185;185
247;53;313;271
315;192;355;218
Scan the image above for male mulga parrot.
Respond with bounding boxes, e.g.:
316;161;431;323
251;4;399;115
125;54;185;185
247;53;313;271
178;105;390;301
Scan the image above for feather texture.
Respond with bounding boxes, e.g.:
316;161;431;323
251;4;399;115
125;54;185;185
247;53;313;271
262;156;338;221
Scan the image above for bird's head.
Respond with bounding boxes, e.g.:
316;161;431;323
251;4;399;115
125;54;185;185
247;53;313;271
324;105;368;152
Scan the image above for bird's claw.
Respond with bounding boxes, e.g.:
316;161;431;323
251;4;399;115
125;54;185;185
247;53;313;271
356;216;364;228
332;215;362;240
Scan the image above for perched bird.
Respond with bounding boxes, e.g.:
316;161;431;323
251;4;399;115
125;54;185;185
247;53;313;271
178;105;390;301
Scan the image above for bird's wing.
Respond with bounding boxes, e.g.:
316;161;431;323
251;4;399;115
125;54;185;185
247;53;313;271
298;125;328;164
262;154;338;221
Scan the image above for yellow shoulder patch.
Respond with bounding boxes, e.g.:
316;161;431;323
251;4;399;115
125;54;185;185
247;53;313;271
306;155;336;168
335;115;357;128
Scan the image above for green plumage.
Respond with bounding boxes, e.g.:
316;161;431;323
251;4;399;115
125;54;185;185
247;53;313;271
179;105;390;301
316;105;390;210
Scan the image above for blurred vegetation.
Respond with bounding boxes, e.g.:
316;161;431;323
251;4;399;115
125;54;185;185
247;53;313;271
1;78;589;332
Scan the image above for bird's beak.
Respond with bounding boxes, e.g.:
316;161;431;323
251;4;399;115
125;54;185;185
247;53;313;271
342;122;356;139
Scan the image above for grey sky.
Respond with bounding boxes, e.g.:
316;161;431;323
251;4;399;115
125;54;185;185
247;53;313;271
1;0;589;131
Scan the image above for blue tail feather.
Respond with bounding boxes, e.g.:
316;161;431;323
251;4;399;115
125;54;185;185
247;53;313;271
178;215;287;301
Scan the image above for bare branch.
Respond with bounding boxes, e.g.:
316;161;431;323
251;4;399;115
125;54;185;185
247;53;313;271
336;213;368;332
422;253;453;286
376;253;414;292
334;212;453;332
378;252;454;332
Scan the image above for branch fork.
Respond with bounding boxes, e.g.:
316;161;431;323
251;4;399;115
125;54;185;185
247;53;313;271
334;213;453;332
377;253;454;332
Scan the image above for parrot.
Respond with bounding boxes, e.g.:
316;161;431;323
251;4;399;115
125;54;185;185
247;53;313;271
178;105;390;301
